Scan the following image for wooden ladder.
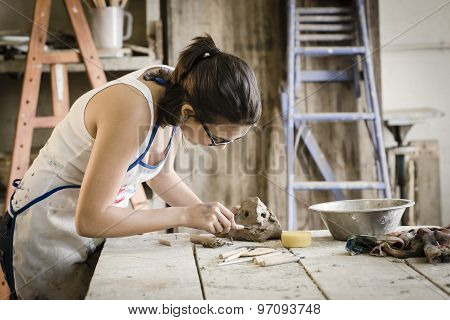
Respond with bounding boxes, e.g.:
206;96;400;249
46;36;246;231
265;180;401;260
3;0;147;213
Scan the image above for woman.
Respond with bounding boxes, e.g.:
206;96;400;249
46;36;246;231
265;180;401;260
0;34;261;299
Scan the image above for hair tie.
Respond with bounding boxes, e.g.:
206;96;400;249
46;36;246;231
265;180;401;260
181;47;221;80
203;47;220;58
143;73;169;86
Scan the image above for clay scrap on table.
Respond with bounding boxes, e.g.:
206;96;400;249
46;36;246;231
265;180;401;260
190;234;233;248
159;234;232;248
228;196;282;242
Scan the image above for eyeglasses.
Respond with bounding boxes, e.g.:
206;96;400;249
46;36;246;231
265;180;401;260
198;118;252;146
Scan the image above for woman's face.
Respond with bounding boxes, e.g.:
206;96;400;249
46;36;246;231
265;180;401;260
179;105;253;149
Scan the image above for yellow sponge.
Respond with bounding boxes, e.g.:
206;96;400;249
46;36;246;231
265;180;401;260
281;231;312;248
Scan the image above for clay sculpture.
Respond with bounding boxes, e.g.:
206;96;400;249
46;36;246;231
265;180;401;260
228;197;282;242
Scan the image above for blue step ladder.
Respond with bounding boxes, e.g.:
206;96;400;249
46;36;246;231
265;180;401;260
281;0;392;230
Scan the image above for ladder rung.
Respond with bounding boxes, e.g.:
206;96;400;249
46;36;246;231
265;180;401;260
295;46;366;56
31;116;65;128
298;24;353;32
298;15;353;23
42;50;81;64
296;7;353;15
293;181;385;190
293;113;375;122
299;70;353;82
297;34;353;42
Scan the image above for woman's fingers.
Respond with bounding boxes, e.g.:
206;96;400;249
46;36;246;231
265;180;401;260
213;205;232;234
217;203;237;229
212;220;224;234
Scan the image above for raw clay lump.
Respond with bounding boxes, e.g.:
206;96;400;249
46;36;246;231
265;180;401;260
228;197;282;242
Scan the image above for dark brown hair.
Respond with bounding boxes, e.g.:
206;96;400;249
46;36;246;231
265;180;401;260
145;34;262;127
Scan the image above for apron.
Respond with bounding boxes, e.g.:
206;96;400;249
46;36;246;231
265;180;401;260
0;70;176;299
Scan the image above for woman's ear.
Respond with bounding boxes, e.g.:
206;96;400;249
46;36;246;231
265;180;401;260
180;104;195;121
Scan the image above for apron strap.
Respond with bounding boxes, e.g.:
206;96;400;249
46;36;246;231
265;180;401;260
1;208;18;299
9;181;81;217
127;123;159;172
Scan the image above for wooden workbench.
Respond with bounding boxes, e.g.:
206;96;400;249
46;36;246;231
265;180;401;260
85;230;450;300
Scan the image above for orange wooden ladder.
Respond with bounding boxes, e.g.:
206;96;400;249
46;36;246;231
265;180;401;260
3;0;147;213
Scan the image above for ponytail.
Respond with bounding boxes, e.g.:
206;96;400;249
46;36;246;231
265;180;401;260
171;34;221;83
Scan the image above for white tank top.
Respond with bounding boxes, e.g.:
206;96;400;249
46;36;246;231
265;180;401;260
9;64;177;299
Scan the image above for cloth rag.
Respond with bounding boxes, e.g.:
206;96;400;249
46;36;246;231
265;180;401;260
345;225;450;264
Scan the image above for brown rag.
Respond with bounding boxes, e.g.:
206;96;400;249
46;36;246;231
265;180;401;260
370;225;450;264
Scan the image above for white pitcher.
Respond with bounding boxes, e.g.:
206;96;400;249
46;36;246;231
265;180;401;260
90;6;133;49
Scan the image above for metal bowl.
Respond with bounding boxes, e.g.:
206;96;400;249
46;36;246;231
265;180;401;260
308;199;415;241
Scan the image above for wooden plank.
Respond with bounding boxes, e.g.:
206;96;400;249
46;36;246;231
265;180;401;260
31;116;65;128
290;232;449;299
50;64;70;116
86;233;203;299
0;56;163;73
166;0;288;227
195;239;325;300
410;141;442;226
405;257;450;295
42;50;81;64
146;0;163;60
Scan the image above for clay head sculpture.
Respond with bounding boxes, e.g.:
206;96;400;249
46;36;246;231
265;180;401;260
228;197;282;242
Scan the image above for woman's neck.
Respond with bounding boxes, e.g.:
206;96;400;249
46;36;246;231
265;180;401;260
138;75;166;125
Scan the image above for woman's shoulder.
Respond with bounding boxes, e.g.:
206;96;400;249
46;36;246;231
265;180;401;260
86;83;153;139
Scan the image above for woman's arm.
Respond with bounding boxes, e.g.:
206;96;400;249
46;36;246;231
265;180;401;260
146;130;203;207
75;85;236;237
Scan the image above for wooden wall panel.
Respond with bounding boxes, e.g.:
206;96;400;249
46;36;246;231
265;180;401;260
167;0;287;225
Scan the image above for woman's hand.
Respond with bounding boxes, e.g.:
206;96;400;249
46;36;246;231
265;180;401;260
184;202;243;234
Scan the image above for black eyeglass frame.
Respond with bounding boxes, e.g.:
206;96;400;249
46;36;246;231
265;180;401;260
198;118;253;146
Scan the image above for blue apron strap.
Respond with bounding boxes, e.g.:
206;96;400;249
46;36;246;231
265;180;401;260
137;126;178;168
4;212;17;299
127;123;159;172
12;179;21;188
9;182;81;217
163;126;178;156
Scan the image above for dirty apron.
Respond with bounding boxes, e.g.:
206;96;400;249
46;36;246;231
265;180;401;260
0;65;176;299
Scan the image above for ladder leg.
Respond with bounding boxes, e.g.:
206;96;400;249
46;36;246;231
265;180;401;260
357;0;391;198
64;0;107;87
286;0;297;230
4;0;51;213
50;64;70;116
359;55;384;193
283;93;297;231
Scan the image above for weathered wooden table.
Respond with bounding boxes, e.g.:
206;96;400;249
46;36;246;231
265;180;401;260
86;229;450;300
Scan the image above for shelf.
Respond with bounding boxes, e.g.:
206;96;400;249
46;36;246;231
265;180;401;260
0;56;163;74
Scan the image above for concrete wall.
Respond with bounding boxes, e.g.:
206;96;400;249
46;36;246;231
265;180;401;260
379;0;450;225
